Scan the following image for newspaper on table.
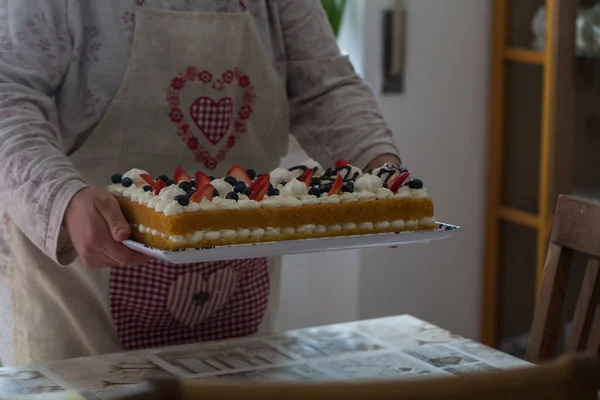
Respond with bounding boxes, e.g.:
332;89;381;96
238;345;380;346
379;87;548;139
0;316;531;399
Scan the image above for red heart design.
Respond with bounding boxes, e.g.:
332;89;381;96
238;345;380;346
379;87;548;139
190;97;233;145
167;67;256;170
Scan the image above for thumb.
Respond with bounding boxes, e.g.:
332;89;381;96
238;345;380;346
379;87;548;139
96;196;131;242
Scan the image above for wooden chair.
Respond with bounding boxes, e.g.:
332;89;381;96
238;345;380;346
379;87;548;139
527;195;600;363
123;356;599;400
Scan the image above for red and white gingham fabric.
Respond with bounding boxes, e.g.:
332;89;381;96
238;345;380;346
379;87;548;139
190;96;234;145
109;257;269;350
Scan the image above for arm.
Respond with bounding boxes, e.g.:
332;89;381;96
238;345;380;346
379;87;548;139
278;0;401;170
0;1;147;267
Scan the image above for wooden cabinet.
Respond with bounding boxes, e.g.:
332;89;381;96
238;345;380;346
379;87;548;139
483;0;600;349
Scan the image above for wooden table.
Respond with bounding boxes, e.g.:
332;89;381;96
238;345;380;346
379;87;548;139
0;315;531;399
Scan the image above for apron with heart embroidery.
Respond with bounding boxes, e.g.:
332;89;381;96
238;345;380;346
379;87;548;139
64;5;289;350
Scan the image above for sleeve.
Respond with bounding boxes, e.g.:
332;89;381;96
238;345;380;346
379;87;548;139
0;0;88;265
278;0;400;169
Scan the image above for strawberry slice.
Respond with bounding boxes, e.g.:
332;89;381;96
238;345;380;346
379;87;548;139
154;179;167;195
299;168;314;187
249;174;270;191
328;174;344;196
174;166;191;183
250;182;269;201
228;164;252;185
140;173;157;190
190;183;214;202
388;172;410;193
248;174;270;201
194;171;211;188
335;159;351;170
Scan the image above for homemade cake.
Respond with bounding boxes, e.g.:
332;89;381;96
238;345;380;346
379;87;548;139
108;160;436;250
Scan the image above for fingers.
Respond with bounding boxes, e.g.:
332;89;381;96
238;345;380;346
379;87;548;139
104;241;151;267
65;187;150;268
95;194;131;242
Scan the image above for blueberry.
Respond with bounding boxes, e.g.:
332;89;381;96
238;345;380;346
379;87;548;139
143;185;153;192
190;180;196;188
224;176;237;186
213;188;220;197
157;175;170;183
242;188;252;196
166;180;175;186
226;192;239;201
311;177;321;186
175;195;190;206
342;183;355;193
246;169;257;180
308;187;321;197
269;183;274;190
346;181;355;187
268;188;280;197
111;174;123;184
209;176;216;181
186;189;196;198
408;179;424;189
121;177;133;187
234;182;247;193
179;181;192;192
382;183;388;189
320;183;332;193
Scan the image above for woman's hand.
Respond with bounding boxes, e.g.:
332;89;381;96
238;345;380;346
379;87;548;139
365;154;402;171
65;187;151;268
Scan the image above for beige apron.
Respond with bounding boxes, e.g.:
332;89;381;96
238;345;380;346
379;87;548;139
10;6;288;364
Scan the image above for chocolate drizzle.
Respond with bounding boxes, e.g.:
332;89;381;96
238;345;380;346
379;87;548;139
337;166;360;182
288;165;308;177
376;168;397;184
288;165;320;179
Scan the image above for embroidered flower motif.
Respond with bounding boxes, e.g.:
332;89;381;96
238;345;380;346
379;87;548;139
199;70;213;83
186;66;198;80
170;108;184;123
222;70;234;84
238;75;250;88
171;76;186;91
187;136;199;150
205;159;217;170
238;105;252;120
212;79;224;92
227;135;236;148
167;95;180;108
234;120;247;133
243;92;256;105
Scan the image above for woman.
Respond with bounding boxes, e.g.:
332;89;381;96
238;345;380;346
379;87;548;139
0;0;401;364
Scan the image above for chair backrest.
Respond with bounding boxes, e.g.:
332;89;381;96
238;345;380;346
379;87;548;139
122;356;599;400
527;195;600;363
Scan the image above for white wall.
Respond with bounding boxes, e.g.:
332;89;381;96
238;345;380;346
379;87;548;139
357;0;491;340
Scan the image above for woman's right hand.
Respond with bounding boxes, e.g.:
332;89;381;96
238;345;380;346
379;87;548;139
65;187;151;268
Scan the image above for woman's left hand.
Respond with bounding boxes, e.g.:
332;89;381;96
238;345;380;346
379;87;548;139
365;154;402;171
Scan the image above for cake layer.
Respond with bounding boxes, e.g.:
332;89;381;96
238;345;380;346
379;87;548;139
129;221;437;251
118;196;434;236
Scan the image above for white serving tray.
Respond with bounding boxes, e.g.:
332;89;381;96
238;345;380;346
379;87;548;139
124;222;459;265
